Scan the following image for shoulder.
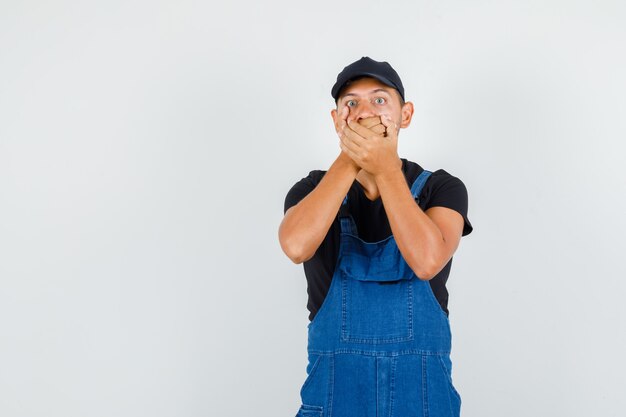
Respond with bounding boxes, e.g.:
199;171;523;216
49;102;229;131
429;169;468;196
283;170;327;213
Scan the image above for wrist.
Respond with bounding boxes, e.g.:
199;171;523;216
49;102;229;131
336;152;360;173
373;160;403;183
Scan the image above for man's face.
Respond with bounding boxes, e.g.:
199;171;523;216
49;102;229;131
331;77;413;134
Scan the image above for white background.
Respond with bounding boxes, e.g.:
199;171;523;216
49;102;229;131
1;1;625;416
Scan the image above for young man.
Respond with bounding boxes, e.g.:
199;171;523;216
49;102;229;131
279;57;473;417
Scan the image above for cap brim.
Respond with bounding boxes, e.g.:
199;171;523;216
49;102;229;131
332;72;400;100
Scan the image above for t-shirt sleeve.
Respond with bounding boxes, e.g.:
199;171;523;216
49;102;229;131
425;171;473;236
284;170;325;214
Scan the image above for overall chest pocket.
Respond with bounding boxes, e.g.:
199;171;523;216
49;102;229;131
339;238;415;344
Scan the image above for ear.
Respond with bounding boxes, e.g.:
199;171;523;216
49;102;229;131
399;101;414;128
331;108;340;132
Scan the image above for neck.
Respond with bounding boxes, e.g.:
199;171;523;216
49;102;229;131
356;170;378;200
356;160;403;201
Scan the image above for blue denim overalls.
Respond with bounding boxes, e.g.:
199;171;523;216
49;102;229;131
296;170;461;417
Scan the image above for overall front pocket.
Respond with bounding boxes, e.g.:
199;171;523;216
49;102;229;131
341;274;414;343
338;237;415;344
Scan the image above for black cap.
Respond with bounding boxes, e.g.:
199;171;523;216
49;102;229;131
331;57;405;102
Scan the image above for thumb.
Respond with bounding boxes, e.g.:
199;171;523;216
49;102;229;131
341;106;349;121
336;106;349;137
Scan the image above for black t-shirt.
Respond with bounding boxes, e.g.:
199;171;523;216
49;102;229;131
284;159;473;321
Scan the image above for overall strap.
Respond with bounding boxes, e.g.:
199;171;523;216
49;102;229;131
410;170;432;203
339;195;358;235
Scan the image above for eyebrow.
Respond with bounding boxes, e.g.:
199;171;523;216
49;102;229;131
341;88;392;98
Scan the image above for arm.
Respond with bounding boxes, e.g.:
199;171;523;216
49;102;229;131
278;110;386;264
339;116;464;279
375;170;464;279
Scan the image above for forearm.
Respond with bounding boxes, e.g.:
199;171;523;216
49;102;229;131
375;169;449;279
279;153;359;264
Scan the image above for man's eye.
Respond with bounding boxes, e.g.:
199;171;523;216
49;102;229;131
374;97;386;105
346;100;357;107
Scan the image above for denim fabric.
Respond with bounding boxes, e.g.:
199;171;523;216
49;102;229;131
296;171;462;417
